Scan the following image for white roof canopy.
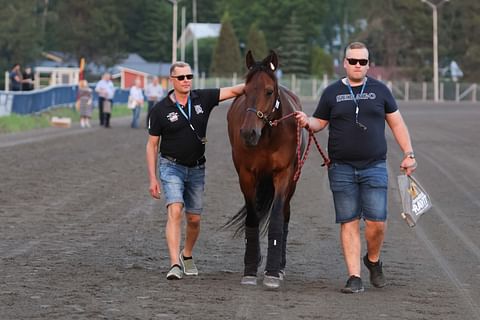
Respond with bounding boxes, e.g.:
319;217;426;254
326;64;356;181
178;23;221;45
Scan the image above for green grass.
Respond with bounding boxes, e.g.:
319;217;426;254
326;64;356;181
0;104;143;134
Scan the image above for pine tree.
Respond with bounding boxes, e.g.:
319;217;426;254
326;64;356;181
277;14;309;77
209;12;242;77
135;0;171;61
246;23;268;59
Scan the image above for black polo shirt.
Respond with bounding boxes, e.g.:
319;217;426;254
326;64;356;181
148;89;220;164
313;77;398;169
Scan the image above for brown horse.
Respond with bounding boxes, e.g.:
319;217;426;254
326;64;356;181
226;50;305;289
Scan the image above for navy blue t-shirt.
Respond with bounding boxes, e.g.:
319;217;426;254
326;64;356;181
313;77;398;169
148;88;220;164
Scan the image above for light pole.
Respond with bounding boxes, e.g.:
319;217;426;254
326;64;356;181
167;0;178;64
421;0;449;102
192;0;199;79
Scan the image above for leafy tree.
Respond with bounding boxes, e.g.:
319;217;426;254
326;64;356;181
442;0;480;81
48;0;127;67
0;0;42;72
184;37;217;76
135;0;172;61
310;46;334;77
246;23;268;59
209;12;242;77
354;0;431;80
277;14;309;77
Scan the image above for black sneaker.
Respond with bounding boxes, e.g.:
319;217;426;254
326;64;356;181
363;254;387;288
341;275;364;293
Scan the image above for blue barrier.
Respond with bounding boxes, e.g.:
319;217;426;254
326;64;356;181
0;85;130;116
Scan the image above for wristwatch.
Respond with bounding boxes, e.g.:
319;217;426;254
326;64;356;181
404;151;415;159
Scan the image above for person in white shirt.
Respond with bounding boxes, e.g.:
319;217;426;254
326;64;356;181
145;76;165;127
95;73;115;128
129;78;145;128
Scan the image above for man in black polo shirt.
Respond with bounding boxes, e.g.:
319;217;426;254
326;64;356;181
146;61;244;280
295;42;417;293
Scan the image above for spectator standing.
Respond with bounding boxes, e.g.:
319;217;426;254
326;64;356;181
145;76;164;127
95;73;115;128
128;78;145;129
22;66;35;91
9;64;22;91
77;80;93;128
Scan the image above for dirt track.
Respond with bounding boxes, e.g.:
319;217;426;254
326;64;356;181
1;101;480;320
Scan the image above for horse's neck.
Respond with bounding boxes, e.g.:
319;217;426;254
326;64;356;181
278;86;299;114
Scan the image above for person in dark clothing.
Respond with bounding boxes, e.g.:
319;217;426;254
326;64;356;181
146;61;244;280
295;42;417;294
9;64;22;91
22;67;35;91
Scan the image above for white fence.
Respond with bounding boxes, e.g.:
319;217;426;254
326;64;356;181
193;73;479;102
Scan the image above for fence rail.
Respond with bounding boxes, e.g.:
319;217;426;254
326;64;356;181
0;85;129;117
1;76;478;117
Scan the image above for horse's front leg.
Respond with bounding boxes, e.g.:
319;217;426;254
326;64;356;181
238;169;261;285
263;170;292;289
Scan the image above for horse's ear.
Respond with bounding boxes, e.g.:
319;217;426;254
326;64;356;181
246;50;255;70
263;50;278;71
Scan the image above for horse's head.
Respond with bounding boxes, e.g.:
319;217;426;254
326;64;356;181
240;50;280;146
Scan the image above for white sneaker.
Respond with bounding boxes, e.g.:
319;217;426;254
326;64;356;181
180;250;198;276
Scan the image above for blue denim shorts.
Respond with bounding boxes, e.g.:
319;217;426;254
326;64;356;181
327;161;388;223
158;156;206;214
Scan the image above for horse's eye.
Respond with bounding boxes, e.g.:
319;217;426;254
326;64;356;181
266;90;273;96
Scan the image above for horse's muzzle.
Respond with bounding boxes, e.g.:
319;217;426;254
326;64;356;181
240;128;261;146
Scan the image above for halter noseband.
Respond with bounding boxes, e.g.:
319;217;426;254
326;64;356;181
246;97;280;127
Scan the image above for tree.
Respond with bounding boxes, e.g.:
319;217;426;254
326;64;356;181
246;23;268;59
442;0;480;81
49;0;127;67
0;0;42;73
209;12;242;77
277;14;309;77
184;37;217;76
134;0;172;61
310;46;334;78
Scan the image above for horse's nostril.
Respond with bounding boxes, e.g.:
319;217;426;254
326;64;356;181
240;128;260;146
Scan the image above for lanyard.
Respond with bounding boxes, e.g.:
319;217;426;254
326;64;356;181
174;95;207;144
346;77;367;112
346;77;368;131
175;95;195;131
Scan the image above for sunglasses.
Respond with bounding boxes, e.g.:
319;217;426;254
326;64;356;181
346;58;369;66
171;74;194;81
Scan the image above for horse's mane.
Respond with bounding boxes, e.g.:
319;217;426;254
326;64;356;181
245;62;278;84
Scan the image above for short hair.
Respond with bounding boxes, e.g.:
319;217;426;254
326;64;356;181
344;42;369;58
170;61;191;75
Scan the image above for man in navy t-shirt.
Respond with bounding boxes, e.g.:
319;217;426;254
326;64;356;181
295;42;417;293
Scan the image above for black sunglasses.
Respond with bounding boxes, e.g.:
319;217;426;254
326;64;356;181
346;58;369;66
171;74;194;81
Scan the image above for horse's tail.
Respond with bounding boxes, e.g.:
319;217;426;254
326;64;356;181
222;175;274;238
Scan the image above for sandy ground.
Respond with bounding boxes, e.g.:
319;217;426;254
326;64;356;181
0;100;479;320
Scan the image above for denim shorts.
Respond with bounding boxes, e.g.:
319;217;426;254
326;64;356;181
158;156;206;214
327;161;388;223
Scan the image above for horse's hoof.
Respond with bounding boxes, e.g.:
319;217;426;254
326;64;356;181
263;275;281;289
241;276;257;285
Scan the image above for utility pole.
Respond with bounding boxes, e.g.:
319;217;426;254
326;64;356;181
421;0;449;102
167;0;178;64
193;0;199;79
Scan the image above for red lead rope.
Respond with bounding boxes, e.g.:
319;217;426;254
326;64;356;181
271;113;330;182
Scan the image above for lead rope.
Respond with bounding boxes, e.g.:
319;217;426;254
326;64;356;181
271;113;330;182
